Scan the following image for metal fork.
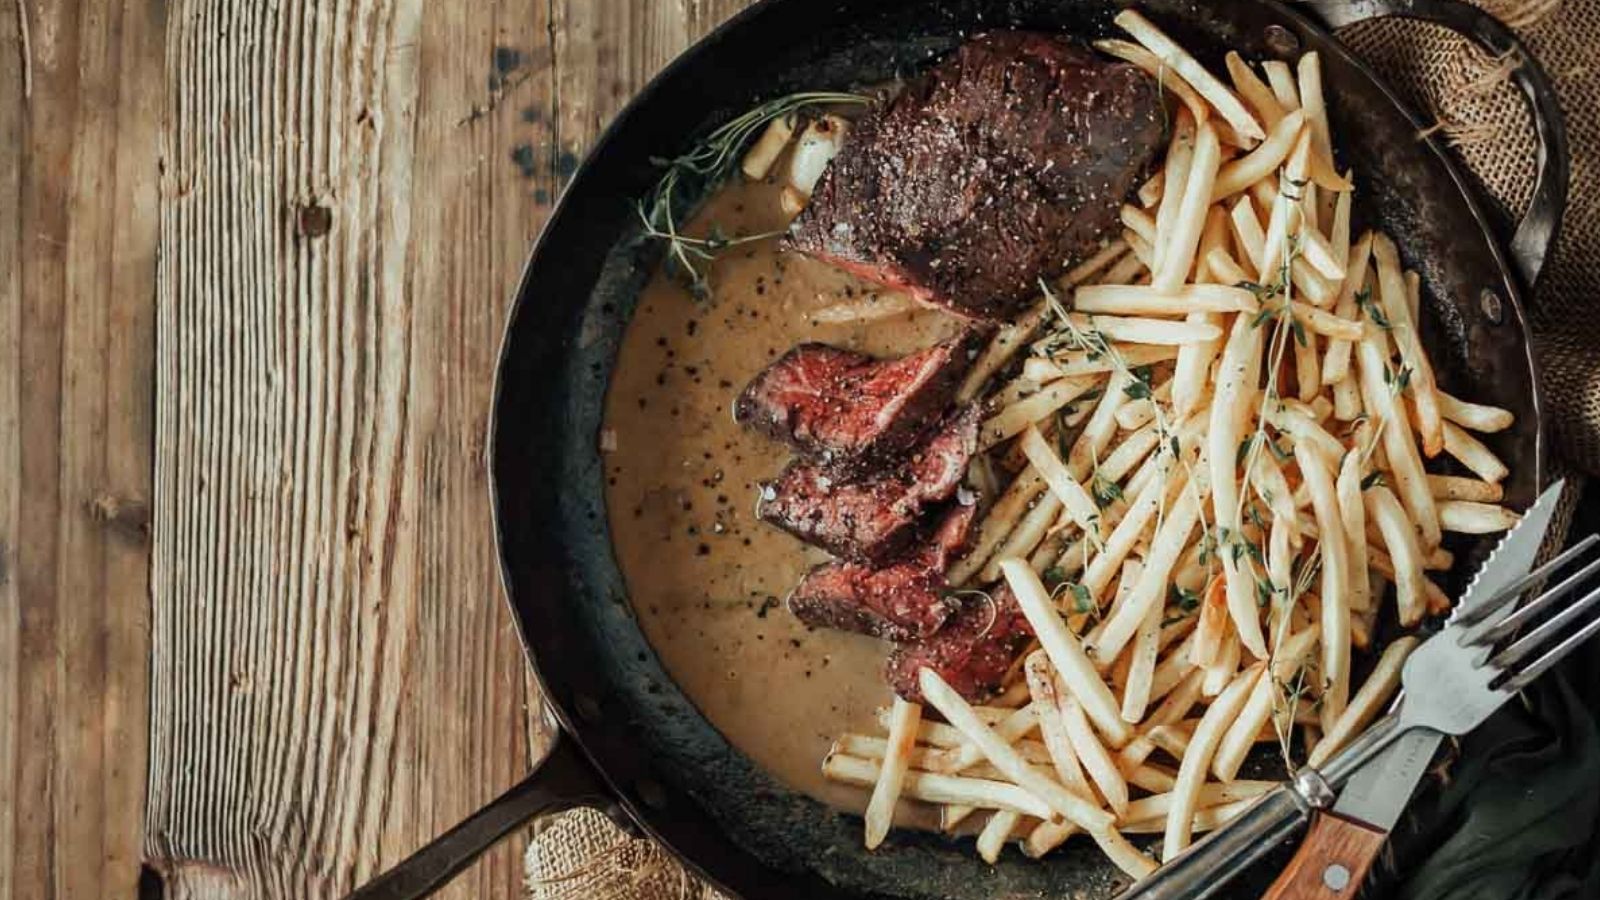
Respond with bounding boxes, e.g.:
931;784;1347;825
1118;517;1600;899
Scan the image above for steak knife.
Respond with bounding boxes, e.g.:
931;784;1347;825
1260;487;1562;898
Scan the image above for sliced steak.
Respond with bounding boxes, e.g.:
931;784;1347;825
885;582;1034;703
757;406;979;562
734;331;984;469
788;31;1164;320
787;501;978;642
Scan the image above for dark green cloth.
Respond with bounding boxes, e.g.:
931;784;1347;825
1381;482;1600;900
1387;667;1600;900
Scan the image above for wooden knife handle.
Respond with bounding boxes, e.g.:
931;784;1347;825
1261;812;1388;900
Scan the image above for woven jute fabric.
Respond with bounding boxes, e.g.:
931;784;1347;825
523;2;1599;896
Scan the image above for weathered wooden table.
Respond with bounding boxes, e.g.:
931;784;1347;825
1;1;751;897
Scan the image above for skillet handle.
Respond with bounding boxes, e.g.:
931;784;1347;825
1301;0;1570;287
346;728;626;900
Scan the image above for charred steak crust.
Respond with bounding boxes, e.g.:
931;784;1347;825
786;500;979;642
734;330;986;469
787;31;1164;320
885;582;1035;703
756;405;980;562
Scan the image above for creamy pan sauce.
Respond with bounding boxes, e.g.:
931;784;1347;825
603;178;964;822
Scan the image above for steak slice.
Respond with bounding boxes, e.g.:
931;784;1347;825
788;31;1164;321
787;501;978;642
734;331;984;469
885;582;1034;703
757;406;979;562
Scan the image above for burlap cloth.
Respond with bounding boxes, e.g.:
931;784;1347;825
522;2;1600;896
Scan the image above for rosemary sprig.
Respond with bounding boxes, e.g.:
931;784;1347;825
638;90;871;299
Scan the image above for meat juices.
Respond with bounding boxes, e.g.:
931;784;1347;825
788;31;1164;320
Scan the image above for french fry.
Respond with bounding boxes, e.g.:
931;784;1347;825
1229;195;1268;276
1114;10;1266;145
1209;311;1269;659
1072;283;1257;315
1264;60;1300;110
1003;560;1132;748
1101;250;1149;286
1101;424;1163;484
1212;110;1306;201
981;491;1065;583
1442;420;1510;483
918;669;1125;849
950;468;1047;585
1226;52;1287;128
1059;691;1129;817
1117;379;1174;430
1061;314;1224;346
1293;325;1321;403
1083;466;1175;601
981;377;1100;448
1438;391;1515;433
1321;234;1374;386
1297;442;1350;731
1439;500;1520;534
1296;53;1342;191
1164;664;1264;859
1213;625;1320;782
1190;574;1229;668
1127;797;1258;835
741;113;797;180
977;810;1022;864
1025;345;1179;381
1148;635;1202;708
1366;484;1428;626
1356;335;1441;550
1308;636;1419;767
1147;724;1192;759
1336;451;1373;614
1125;780;1277;825
1095;39;1214;134
1427;474;1504;503
1139;169;1166;207
864;698;922;849
1120;559;1161;723
1175;209;1231;416
1093;481;1206;666
1024;652;1096;801
1021;426;1104;539
1121;204;1158;246
1203;630;1241;698
1406;270;1421;324
919;704;1042;774
823;752;1055;819
1372;233;1444;456
1154;121;1223;293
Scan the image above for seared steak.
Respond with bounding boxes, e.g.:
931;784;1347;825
788;31;1164;320
735;331;984;469
787;501;978;642
885;582;1035;703
757;406;979;561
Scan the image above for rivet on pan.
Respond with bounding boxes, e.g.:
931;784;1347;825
1480;288;1505;325
636;776;667;809
1322;863;1352;892
1264;25;1301;58
576;693;603;722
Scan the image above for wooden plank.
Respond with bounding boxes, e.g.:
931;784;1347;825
143;0;560;896
0;0;162;898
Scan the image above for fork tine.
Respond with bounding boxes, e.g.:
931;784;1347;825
1472;553;1600;648
1457;535;1600;641
1501;593;1600;693
1491;583;1600;672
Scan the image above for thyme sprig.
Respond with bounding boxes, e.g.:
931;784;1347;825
638;91;871;299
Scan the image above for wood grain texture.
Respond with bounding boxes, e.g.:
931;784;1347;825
0;0;162;898
1263;813;1389;900
143;0;559;896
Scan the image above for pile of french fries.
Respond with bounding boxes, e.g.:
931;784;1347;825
816;9;1520;878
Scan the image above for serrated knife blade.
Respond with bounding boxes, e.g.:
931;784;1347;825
1330;483;1563;831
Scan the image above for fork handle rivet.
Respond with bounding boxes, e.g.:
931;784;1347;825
1323;863;1352;891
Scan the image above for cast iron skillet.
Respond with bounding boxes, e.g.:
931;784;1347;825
352;1;1567;897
